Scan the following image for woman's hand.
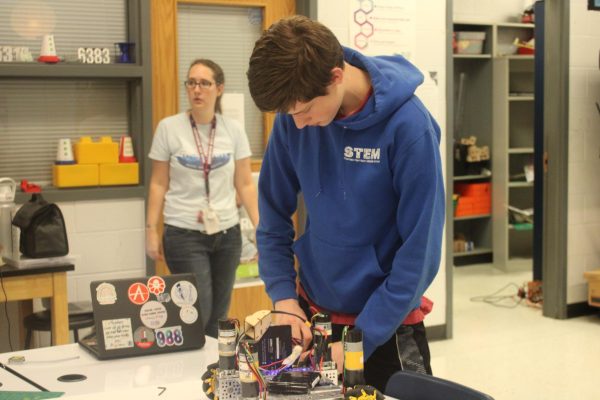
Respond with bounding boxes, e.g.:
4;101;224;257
146;228;164;261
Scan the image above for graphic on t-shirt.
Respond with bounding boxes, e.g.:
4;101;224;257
176;153;230;171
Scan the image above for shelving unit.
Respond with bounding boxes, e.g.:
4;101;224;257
452;22;494;266
452;21;535;268
493;23;535;269
0;0;152;204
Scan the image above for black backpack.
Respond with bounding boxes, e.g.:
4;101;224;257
12;194;69;258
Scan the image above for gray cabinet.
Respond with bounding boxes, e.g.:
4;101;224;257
452;21;535;268
492;25;535;269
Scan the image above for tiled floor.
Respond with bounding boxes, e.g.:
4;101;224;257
429;262;600;400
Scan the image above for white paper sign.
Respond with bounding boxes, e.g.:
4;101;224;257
349;0;416;59
102;318;134;350
221;93;245;127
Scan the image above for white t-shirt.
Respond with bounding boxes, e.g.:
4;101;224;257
149;112;252;231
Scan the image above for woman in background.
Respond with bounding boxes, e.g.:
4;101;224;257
146;59;258;337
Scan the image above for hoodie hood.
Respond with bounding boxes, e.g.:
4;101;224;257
334;46;424;130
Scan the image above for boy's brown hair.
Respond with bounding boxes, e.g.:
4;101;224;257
247;15;344;113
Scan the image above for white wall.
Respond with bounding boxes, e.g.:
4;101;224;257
567;1;600;304
23;198;146;347
317;0;448;327
59;198;147;304
453;0;532;23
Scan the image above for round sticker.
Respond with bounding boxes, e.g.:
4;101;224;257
147;276;166;295
180;305;198;324
96;283;117;305
128;282;150;305
140;300;168;329
156;292;171;303
170;280;197;307
133;326;156;349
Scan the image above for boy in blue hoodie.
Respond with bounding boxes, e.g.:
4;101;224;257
247;16;445;391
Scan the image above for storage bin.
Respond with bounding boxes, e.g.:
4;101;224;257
74;136;119;165
53;164;99;187
455;31;486;54
454;182;491;217
99;163;139;186
236;262;259;280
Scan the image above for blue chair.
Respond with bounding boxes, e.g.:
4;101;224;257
384;371;494;400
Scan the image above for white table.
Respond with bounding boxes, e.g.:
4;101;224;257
0;337;218;399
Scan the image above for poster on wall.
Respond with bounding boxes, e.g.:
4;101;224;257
348;0;416;59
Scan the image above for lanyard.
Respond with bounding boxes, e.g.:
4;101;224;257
189;113;217;203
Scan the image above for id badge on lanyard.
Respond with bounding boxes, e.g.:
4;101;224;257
190;113;220;234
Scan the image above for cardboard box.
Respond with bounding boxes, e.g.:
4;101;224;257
583;270;600;307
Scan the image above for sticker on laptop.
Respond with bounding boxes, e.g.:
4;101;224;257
102;318;134;350
156;292;171;303
155;326;184;347
128;282;150;305
179;305;198;324
171;280;197;307
147;276;166;295
96;282;117;305
133;326;156;349
140;300;168;329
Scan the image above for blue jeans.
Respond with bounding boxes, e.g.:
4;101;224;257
163;224;242;338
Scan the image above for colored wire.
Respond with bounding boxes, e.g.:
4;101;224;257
470;282;524;308
270;310;308;323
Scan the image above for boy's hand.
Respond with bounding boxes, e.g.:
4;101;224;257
274;299;312;350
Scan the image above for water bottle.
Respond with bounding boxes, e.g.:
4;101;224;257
0;178;17;264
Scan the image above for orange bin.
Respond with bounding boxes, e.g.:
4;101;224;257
454;183;491;217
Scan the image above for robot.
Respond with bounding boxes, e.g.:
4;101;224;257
201;310;382;400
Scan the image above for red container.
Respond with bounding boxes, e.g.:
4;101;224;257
518;47;534;55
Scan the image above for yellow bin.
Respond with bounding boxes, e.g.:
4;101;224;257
74;136;118;165
99;163;139;186
53;164;99;187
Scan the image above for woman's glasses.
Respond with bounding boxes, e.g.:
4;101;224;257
184;79;215;89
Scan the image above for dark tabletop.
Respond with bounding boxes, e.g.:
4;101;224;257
0;264;74;278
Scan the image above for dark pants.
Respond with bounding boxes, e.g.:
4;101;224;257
299;296;432;393
163;224;241;338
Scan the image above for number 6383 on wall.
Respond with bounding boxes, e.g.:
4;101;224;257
77;47;111;64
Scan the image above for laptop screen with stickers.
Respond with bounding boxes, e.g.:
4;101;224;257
79;273;205;360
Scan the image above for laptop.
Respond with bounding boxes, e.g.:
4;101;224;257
79;273;205;360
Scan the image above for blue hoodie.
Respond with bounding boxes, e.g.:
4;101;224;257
257;47;445;359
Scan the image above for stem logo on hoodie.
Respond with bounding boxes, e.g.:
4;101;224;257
343;146;381;163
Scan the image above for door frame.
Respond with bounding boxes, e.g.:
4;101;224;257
541;0;569;318
149;0;295;275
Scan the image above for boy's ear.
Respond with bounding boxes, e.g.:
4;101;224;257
330;67;344;85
